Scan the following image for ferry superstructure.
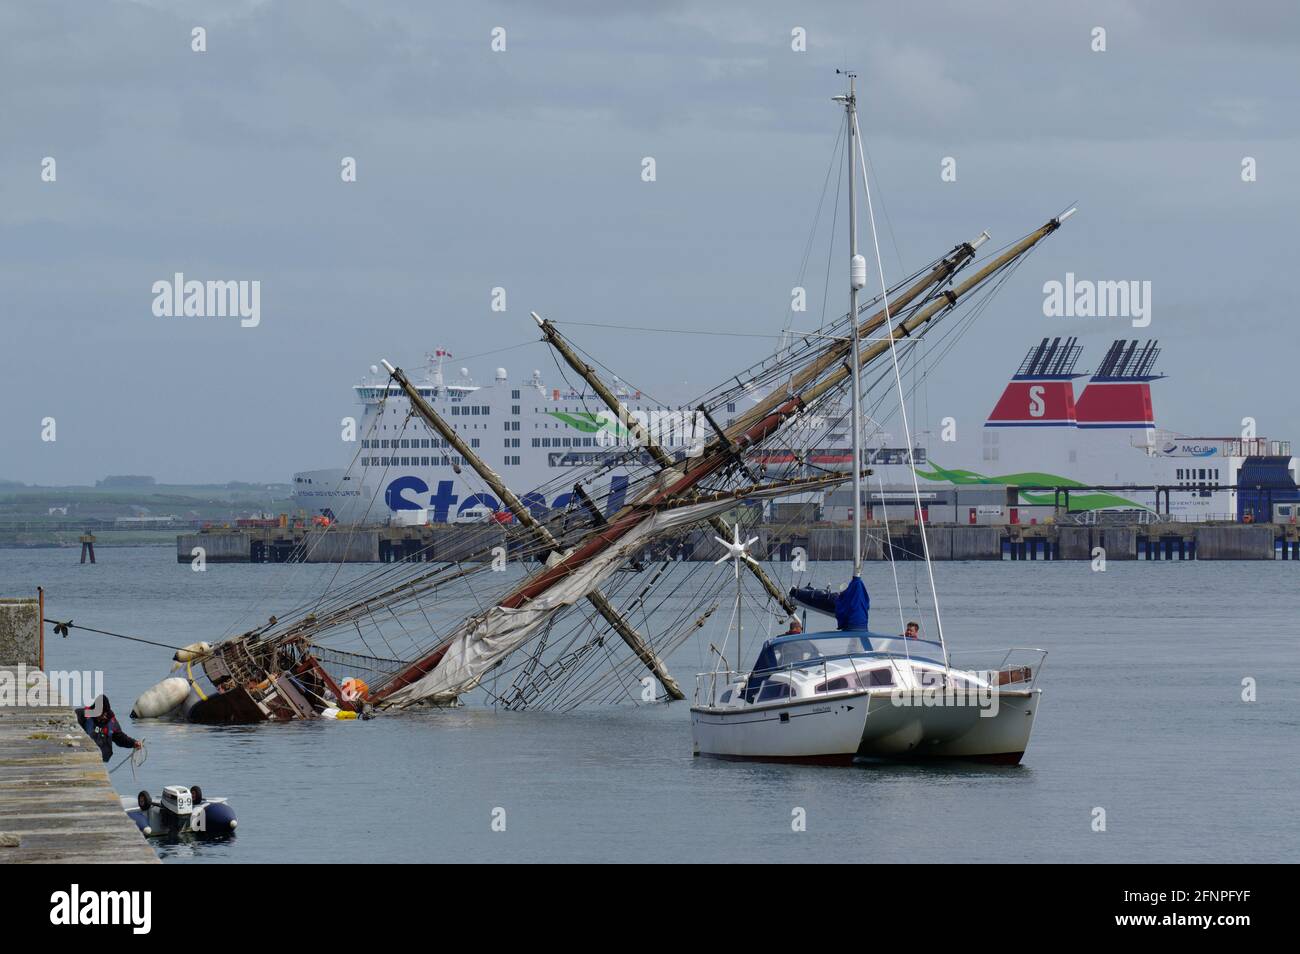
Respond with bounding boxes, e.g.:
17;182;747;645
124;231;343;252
292;352;821;524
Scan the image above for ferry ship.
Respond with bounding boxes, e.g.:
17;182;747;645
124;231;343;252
293;339;1298;525
291;351;779;524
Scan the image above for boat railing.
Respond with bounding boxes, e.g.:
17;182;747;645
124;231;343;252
694;648;1048;705
946;648;1048;692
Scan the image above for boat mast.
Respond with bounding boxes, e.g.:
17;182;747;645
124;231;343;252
531;311;800;618
376;359;685;701
836;71;866;580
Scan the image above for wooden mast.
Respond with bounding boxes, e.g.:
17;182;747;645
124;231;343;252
532;311;800;617
377;360;685;701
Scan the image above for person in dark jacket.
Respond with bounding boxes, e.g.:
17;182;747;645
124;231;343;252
76;694;141;763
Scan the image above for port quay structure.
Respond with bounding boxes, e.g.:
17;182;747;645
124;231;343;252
178;515;1298;564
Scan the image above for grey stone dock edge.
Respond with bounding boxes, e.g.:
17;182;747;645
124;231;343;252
0;668;159;864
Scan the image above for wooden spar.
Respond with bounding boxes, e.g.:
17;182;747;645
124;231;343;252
463;215;1068;617
787;217;1066;415
532;311;801;617
376;361;685;702
721;237;983;442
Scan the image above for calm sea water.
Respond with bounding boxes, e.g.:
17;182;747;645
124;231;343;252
2;545;1295;863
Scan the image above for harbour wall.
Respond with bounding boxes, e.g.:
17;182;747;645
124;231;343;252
178;522;1300;564
0;597;41;668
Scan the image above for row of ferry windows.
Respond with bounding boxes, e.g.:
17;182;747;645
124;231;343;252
364;456;463;467
534;437;599;447
1176;468;1220;481
363;438;479;449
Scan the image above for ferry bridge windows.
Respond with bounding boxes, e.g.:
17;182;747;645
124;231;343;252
511;390;521;400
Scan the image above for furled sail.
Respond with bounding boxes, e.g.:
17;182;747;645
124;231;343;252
379;482;839;706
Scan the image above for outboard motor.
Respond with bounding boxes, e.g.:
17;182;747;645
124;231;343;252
160;785;194;830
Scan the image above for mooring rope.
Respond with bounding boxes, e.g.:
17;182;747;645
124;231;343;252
43;619;184;652
108;739;148;780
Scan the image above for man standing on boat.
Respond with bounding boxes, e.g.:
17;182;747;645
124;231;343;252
75;695;141;763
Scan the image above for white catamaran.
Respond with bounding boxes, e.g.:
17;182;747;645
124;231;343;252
690;74;1053;765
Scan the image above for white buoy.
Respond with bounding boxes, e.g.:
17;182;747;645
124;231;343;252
131;677;189;719
171;641;212;664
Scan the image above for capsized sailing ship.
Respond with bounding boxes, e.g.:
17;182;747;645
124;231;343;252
134;75;1069;727
690;73;1057;764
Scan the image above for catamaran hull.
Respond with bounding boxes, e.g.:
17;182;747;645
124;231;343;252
691;692;873;764
691;689;1040;765
855;690;1040;764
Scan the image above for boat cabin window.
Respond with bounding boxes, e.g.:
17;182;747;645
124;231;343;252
771;637;865;666
866;668;893;688
756;683;791;703
815;677;849;693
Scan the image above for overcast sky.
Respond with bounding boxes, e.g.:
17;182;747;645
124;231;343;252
3;0;1297;485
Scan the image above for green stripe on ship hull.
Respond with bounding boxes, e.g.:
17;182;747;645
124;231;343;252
546;410;629;439
914;462;1146;511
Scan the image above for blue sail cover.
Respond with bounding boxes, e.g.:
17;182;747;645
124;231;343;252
835;577;871;631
